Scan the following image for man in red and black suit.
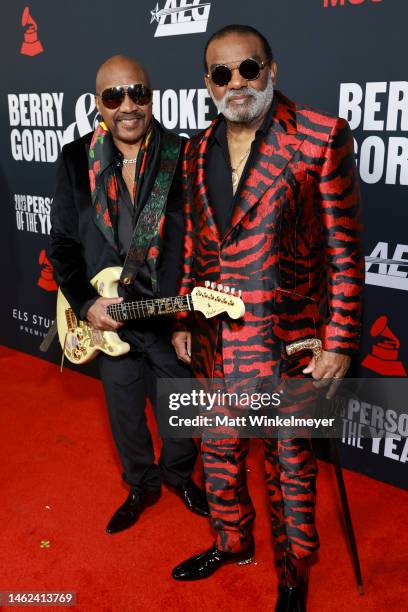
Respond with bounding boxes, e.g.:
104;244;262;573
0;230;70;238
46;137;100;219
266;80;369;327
171;25;364;611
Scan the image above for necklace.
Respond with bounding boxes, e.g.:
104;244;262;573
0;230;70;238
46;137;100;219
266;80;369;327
123;157;138;164
231;148;250;187
122;160;136;203
227;134;251;188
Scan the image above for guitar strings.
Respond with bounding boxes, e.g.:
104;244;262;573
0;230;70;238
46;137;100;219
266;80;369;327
106;295;191;321
106;296;190;312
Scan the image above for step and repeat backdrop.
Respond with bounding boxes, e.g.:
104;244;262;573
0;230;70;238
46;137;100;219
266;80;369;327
0;0;407;488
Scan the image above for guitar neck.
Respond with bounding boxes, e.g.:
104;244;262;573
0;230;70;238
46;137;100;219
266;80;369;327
107;295;192;322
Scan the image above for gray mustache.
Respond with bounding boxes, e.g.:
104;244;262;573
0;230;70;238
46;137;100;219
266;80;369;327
225;88;255;101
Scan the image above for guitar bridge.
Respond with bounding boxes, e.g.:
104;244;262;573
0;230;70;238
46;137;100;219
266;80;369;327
65;308;78;332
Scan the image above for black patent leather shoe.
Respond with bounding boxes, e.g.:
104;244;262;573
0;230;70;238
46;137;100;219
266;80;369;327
172;539;254;581
275;586;306;612
106;488;161;534
171;479;210;517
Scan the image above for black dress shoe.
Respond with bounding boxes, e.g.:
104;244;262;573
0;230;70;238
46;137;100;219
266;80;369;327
275;586;306;612
172;539;254;581
106;488;161;534
171;479;210;517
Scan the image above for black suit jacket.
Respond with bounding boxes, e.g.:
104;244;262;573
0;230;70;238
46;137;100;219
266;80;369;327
49;131;185;319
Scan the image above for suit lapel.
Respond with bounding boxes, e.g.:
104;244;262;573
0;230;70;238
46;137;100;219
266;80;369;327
195;118;222;244
224;92;305;242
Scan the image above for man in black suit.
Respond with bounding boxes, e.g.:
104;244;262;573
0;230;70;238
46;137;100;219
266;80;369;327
50;55;208;533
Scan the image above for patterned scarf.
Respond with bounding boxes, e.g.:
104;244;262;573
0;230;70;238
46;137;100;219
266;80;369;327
88;119;181;294
88;120;154;245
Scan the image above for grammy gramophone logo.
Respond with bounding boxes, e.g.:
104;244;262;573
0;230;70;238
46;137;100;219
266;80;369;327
362;315;407;376
20;6;44;57
37;250;57;292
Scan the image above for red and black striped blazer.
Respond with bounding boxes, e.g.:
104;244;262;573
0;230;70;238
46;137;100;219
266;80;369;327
177;91;364;380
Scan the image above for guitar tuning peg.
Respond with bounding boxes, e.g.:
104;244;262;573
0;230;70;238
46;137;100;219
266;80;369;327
224;286;230;293
238;290;242;298
205;281;210;288
217;284;223;291
231;288;235;295
211;282;216;289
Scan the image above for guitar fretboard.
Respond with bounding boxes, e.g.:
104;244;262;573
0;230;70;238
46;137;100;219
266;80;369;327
107;295;191;322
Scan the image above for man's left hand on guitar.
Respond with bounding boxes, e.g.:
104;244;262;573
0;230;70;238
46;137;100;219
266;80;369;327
302;351;351;399
86;297;125;331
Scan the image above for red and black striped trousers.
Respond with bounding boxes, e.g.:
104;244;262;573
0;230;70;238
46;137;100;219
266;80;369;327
201;347;320;564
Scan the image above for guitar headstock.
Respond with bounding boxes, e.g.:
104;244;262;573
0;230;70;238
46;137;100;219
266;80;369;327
191;283;245;320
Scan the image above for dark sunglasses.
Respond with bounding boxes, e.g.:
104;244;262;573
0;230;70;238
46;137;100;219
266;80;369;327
96;83;153;109
208;58;268;87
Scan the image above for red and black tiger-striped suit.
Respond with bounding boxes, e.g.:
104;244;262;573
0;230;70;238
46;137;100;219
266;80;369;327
176;90;364;572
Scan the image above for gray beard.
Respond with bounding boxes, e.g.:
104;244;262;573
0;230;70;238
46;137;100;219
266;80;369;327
210;73;274;123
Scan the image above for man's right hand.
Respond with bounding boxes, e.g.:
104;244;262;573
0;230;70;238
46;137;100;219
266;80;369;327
86;297;124;331
172;331;191;364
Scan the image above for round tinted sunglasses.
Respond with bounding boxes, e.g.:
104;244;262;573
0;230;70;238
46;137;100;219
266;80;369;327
96;83;153;109
207;58;268;87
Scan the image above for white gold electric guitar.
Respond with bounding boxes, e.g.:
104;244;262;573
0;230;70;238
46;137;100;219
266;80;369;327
57;266;245;365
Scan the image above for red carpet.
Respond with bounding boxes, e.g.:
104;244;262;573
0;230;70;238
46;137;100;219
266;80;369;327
0;345;407;612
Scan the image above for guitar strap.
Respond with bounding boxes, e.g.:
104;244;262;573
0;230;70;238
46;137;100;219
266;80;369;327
39;319;58;352
120;129;182;295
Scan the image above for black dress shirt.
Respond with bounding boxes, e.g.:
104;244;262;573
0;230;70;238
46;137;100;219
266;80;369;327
206;96;277;237
115;157;136;260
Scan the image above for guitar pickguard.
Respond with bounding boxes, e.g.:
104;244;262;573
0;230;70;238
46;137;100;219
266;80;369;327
64;319;114;362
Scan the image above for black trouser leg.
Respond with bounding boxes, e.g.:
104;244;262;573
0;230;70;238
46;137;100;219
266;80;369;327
145;330;198;488
99;351;162;491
